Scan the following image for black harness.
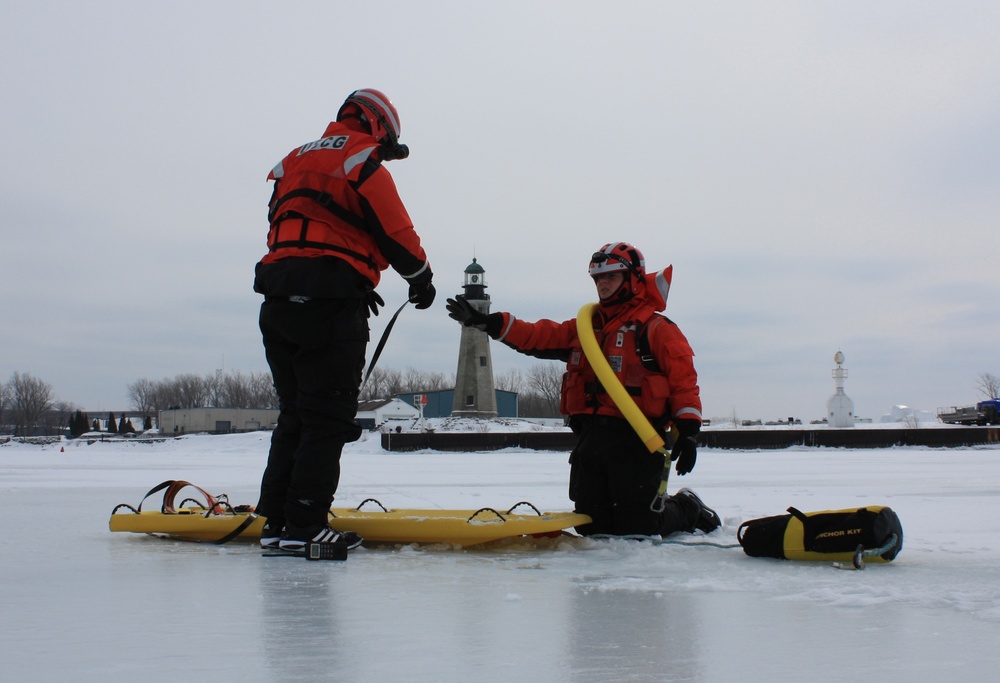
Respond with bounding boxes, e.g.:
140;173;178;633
267;187;367;230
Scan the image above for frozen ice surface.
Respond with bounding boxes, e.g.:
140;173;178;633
3;431;1000;682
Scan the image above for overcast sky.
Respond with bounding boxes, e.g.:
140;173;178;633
2;2;998;422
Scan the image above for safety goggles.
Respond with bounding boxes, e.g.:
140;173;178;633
590;251;640;276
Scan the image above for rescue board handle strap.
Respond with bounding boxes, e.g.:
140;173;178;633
180;495;234;517
468;508;506;523
132;480;226;515
505;501;542;516
355;498;390;512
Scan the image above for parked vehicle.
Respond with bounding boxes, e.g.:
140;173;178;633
980;399;1000;425
937;399;1000;425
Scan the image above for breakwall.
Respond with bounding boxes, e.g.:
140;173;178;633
380;427;1000;452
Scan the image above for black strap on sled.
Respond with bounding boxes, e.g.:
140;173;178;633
210;514;259;545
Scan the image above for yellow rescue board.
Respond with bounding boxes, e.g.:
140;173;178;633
109;504;591;548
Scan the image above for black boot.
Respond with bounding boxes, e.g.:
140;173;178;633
674;488;721;533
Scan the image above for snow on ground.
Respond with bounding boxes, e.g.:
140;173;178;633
2;431;1000;682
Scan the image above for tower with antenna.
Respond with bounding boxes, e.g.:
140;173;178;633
826;350;855;428
452;258;498;418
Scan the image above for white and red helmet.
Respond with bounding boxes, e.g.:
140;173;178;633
589;242;648;304
589;242;646;279
337;88;402;147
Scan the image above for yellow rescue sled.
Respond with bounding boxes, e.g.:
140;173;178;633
109;480;590;548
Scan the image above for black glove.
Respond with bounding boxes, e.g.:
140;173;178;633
364;289;385;317
671;418;700;476
446;297;504;337
407;270;436;310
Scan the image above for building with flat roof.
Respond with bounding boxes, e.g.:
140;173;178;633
158;408;279;435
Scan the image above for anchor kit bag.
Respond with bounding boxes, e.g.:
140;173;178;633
737;505;903;564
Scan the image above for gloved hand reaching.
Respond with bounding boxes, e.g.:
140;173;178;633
670;417;701;476
446;297;503;338
407;270;436;310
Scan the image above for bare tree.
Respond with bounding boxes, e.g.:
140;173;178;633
48;401;79;435
8;372;54;436
204;371;223;407
494;368;524;393
133;372;279;412
523;363;564;417
976;372;1000;400
209;370;278;408
174;373;209;408
360;367;393;401
901;409;921;429
127;378;158;420
247;372;279;408
215;371;250;408
145;375;200;411
151;378;183;412
0;379;10;431
378;367;406;399
401;368;450;393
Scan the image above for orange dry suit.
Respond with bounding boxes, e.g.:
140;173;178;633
493;266;702;432
254;120;430;298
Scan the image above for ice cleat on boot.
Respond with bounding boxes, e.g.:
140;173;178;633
674;488;721;533
260;520;284;550
278;523;364;553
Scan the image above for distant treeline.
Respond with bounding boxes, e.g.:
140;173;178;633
127;371;279;415
2;363;567;437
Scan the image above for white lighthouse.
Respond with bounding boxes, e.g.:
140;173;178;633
451;258;498;418
826;350;855;428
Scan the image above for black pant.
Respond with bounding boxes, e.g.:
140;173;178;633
256;298;368;531
569;417;696;536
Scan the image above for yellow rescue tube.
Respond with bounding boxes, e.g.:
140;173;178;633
575;302;667;453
